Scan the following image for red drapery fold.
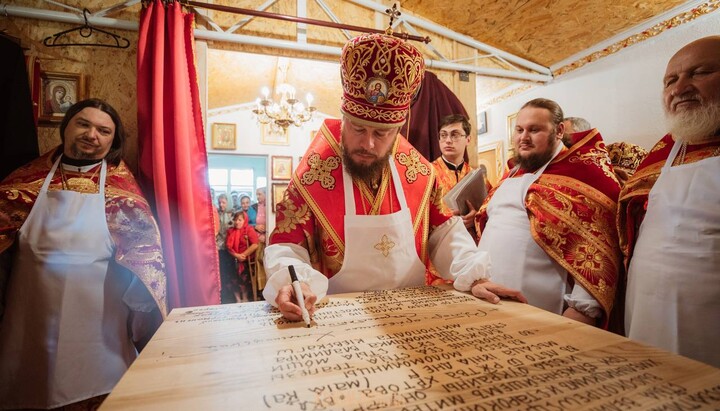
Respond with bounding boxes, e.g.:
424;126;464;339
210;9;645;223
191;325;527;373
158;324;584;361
137;0;220;309
401;71;469;162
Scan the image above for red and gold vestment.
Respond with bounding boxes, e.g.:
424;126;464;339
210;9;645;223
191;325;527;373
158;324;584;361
618;134;720;269
476;129;621;324
0;147;167;316
269;119;452;278
432;157;473;199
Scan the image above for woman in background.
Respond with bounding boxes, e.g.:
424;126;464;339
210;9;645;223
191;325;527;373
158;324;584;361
226;211;259;302
240;195;256;227
215;193;235;303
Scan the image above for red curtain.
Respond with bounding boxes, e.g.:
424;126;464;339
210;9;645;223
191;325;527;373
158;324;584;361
137;0;220;309
401;71;469;162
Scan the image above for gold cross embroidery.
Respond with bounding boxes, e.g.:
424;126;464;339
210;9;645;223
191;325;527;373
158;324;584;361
374;234;395;257
397;149;430;183
300;153;340;189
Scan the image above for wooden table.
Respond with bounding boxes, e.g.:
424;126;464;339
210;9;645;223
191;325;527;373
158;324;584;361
101;286;720;410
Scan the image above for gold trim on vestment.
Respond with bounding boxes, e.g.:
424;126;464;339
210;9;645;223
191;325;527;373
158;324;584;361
539;174;618;210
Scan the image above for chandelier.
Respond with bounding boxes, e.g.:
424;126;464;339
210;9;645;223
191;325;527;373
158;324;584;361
252;84;317;131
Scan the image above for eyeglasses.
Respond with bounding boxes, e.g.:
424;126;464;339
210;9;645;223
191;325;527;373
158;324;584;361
438;131;467;142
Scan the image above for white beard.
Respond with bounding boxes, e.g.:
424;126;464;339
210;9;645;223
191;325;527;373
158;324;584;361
665;100;720;143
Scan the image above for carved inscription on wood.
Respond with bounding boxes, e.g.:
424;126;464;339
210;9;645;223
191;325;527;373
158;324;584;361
102;287;720;410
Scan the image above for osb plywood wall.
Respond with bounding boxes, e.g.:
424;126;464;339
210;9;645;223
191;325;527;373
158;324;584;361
399;0;688;66
0;17;140;171
3;0;491;172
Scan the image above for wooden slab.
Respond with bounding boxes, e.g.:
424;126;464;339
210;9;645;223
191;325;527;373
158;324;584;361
101;286;720;410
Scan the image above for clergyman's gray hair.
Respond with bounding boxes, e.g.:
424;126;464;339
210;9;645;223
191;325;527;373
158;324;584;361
564;117;592;132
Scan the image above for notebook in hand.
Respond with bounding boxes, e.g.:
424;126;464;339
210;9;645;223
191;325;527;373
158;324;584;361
441;167;488;215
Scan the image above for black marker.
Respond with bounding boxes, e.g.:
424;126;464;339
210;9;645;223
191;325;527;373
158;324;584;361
289;265;311;327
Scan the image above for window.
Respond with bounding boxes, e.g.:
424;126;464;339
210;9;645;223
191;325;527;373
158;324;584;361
209;167;255;208
208;154;268;208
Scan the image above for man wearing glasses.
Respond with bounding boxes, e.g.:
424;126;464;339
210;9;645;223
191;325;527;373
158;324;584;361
428;114;480;285
433;114;474;203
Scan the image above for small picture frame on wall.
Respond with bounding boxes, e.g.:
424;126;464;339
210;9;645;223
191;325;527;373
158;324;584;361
261;124;289;145
271;156;293;180
507;112;518;155
211;123;237;150
271;182;289;212
477;111;488;135
477;140;504;186
39;71;86;124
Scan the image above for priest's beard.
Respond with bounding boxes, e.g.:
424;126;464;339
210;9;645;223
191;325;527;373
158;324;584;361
514;133;558;172
665;99;720;143
342;145;391;183
66;140;106;160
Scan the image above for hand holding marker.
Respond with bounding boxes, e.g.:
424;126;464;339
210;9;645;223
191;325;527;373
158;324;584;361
289;265;312;327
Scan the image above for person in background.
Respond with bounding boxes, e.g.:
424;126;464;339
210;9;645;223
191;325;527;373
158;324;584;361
432;114;477;221
230;190;241;211
241;194;257;227
264;32;525;322
215;193;235;303
0;98;166;409
619;36;720;367
428;113;484;285
476;98;621;327
561;116;591;147
252;187;267;298
226;211;259;302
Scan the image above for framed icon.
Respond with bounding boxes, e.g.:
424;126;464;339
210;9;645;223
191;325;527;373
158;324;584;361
507;112;518;156
261;124;289;145
211;123;236;150
271;156;293;180
477;111;488;135
271;182;289;212
477;140;504;186
39;71;86;124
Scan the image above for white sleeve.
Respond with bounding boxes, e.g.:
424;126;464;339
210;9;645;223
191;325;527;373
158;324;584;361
429;216;492;292
563;282;602;318
262;243;329;307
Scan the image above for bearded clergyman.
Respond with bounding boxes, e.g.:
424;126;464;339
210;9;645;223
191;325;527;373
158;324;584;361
619;35;720;368
261;31;527;322
475;98;621;329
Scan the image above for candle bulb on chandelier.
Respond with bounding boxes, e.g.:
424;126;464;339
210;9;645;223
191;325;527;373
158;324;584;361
306;93;314;106
261;86;269;99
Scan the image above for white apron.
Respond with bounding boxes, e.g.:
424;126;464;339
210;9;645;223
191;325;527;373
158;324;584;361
478;144;568;314
625;140;720;367
0;158;137;409
327;160;426;294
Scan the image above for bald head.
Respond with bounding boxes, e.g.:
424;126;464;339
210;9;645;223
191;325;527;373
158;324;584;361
663;36;720;142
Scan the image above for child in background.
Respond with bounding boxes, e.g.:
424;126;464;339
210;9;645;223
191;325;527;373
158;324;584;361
226;211;259;302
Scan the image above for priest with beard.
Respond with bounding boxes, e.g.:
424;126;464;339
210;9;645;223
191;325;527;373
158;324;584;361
619;36;720;368
0;98;166;409
475;98;621;328
262;31;526;322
